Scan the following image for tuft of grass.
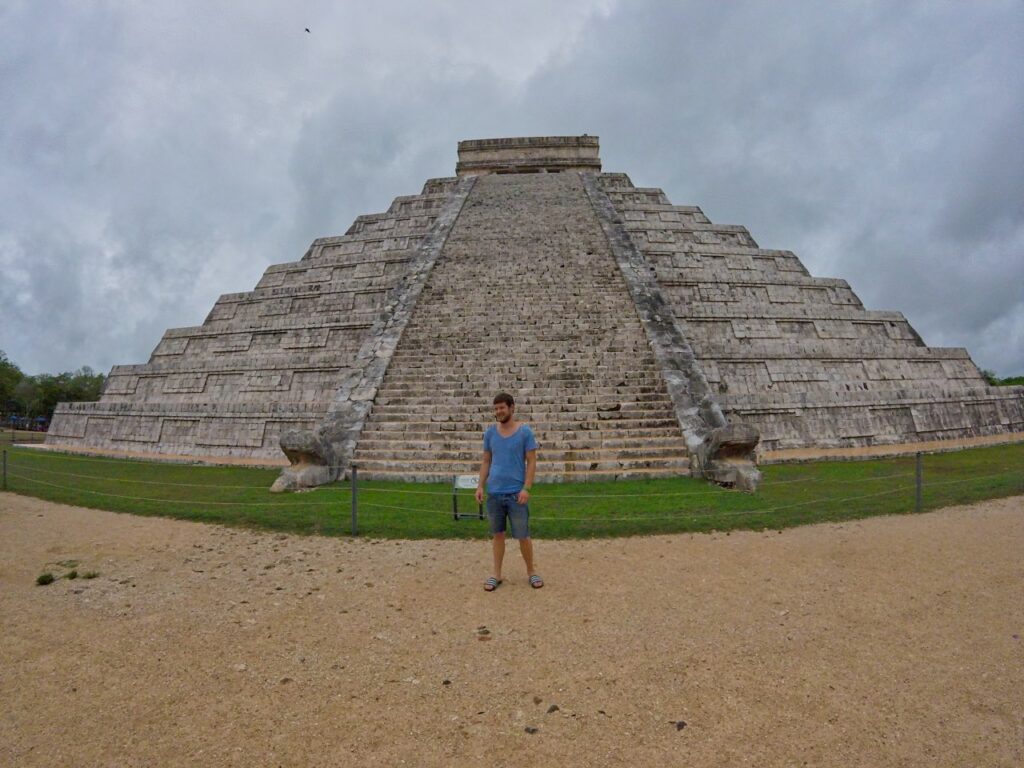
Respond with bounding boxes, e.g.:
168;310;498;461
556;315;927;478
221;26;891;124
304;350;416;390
66;570;78;580
36;572;55;586
3;442;1022;540
83;571;99;579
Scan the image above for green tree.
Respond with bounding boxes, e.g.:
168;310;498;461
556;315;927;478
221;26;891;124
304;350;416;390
25;368;106;421
980;368;999;385
12;376;39;417
0;350;24;416
0;355;106;422
32;373;64;420
981;369;1024;387
67;366;105;401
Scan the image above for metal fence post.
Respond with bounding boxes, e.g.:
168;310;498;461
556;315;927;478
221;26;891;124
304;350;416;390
452;476;458;521
350;464;358;536
915;452;922;513
2;449;6;491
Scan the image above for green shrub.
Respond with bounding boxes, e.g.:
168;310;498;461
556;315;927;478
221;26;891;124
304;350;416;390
36;572;55;586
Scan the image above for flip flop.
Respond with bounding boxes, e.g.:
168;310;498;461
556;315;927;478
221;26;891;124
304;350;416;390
529;574;544;589
484;577;502;592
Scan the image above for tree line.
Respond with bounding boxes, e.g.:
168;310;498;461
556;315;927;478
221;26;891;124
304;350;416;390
981;370;1024;387
1;350;105;426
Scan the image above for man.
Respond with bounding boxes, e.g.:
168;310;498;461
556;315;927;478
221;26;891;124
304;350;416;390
475;392;543;591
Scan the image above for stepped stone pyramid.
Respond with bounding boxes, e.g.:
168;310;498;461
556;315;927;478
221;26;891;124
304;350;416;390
47;136;1024;491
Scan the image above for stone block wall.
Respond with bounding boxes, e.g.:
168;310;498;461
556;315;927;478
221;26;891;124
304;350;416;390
595;174;1024;450
47;136;1022;475
47;178;464;459
352;172;690;481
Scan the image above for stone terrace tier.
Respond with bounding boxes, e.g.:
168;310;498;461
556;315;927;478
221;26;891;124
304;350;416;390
353;172;690;481
594;174;1024;450
47;136;1023;478
47;178;465;458
456;136;601;176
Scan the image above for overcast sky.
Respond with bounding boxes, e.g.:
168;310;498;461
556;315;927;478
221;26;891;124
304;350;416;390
2;1;1022;377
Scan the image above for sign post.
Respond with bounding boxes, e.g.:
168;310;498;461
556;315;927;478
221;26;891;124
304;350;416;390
452;475;483;520
350;464;358;536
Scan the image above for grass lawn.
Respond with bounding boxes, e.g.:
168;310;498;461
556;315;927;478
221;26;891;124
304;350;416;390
2;442;1022;539
0;429;47;446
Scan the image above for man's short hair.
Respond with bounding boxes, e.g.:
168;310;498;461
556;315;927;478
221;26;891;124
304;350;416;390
493;392;515;407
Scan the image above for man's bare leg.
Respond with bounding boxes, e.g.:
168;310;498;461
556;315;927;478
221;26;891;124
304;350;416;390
519;537;535;575
492;533;506;580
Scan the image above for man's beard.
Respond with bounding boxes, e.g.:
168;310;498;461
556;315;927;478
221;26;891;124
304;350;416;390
496;413;511;423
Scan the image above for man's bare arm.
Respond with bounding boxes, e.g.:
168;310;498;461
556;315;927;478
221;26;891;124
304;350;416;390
525;449;537;489
518;449;537;504
475;451;491;504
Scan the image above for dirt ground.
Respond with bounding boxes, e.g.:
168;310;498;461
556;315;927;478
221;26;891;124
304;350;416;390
1;493;1021;767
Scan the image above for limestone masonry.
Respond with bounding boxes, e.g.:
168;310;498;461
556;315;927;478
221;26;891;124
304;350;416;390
47;136;1024;490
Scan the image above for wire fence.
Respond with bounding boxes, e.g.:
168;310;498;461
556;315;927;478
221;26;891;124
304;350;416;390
2;444;1022;538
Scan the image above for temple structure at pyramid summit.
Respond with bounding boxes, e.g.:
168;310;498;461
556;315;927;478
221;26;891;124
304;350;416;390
47;136;1024;491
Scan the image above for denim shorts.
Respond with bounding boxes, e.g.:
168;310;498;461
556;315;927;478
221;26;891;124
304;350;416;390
486;493;530;539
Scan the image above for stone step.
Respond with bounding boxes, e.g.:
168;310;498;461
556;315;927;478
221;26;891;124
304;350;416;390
366;411;677;426
360;427;686;443
397;308;642;319
352;456;690;475
356;434;689;451
377;371;667;383
354;445;688;462
364;415;681;430
386;352;658;363
375;389;671;402
386;354;655;366
378;368;659;380
400;321;635;330
374;391;672;406
381;356;659;366
368;403;675;418
396;344;648;354
375;381;668;394
355;466;692;483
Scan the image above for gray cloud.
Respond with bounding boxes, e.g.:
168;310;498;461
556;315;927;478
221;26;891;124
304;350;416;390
1;0;1021;378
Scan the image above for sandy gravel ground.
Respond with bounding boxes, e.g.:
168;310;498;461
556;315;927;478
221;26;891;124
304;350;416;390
1;493;1021;767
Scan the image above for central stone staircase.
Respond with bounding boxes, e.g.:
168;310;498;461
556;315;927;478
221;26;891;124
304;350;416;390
353;172;690;481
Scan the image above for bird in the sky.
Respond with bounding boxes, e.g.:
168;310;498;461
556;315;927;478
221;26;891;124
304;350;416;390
305;28;310;33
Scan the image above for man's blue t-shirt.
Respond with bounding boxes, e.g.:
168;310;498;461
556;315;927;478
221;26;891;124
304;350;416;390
483;423;538;494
